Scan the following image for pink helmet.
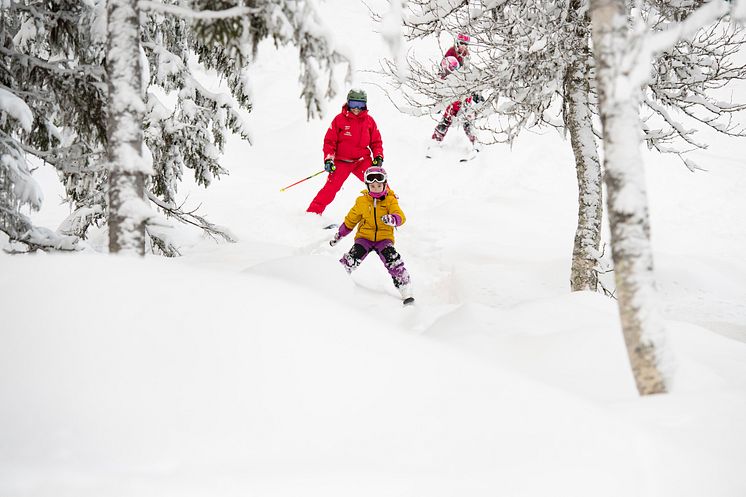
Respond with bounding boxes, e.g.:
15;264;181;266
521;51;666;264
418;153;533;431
456;33;471;46
440;56;460;75
364;166;389;198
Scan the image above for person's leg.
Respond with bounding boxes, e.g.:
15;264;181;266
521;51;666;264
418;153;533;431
463;120;476;144
340;238;374;273
375;242;412;293
307;163;354;214
432;102;458;142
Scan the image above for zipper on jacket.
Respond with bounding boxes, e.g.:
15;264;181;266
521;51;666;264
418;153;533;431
373;198;378;241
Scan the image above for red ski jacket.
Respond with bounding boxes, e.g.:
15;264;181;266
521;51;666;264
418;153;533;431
445;45;468;66
323;105;384;162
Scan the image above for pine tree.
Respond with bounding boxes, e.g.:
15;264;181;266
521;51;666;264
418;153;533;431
1;0;350;254
107;0;150;255
135;0;351;254
0;0;101;250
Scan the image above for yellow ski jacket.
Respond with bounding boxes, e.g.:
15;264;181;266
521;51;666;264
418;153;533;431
343;189;406;243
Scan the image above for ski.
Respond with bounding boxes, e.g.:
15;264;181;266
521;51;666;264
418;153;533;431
403;297;415;306
460;147;479;162
323;223;339;230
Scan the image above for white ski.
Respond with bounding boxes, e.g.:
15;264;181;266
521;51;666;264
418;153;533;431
460;146;480;162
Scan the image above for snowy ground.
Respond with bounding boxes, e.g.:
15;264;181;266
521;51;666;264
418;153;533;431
2;1;746;496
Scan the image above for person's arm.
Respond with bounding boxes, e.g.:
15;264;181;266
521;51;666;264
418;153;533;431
369;117;384;159
323;115;339;160
331;201;362;245
381;196;406;227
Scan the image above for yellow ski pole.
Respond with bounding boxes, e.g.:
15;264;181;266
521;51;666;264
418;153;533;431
279;169;326;192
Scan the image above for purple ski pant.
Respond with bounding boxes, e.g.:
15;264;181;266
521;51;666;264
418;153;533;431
340;238;411;288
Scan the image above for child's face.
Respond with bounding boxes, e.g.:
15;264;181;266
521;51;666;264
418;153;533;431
368;181;385;194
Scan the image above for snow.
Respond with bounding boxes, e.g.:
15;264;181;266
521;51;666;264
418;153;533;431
0;87;34;131
737;0;746;22
0;154;44;209
2;0;746;496
380;0;407;81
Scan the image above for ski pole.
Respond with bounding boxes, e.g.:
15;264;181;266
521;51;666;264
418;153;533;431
279;169;326;192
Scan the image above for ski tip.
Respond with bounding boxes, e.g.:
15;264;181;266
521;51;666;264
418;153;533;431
403;297;415;306
323;223;339;230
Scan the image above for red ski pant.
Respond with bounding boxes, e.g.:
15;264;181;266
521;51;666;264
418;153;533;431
432;100;475;143
306;157;371;214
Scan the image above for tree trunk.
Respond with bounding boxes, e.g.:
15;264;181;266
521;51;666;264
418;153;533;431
590;0;670;395
565;47;602;292
106;0;149;255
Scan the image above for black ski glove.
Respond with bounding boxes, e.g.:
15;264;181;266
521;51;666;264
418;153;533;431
324;159;336;173
372;156;384;167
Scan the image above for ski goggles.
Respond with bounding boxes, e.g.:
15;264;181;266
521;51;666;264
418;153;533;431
365;172;387;183
348;99;367;110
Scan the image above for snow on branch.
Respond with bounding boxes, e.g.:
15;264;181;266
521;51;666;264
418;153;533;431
0;88;33;131
647;1;730;55
630;1;731;89
146;191;236;243
139;0;258;19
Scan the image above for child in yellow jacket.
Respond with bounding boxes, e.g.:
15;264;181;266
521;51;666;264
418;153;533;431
330;166;414;304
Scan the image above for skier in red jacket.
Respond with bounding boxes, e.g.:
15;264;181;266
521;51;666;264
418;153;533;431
445;32;470;67
427;34;481;159
307;88;384;215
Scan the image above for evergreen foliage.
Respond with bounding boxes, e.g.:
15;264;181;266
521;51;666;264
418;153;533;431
1;0;349;253
1;0;102;249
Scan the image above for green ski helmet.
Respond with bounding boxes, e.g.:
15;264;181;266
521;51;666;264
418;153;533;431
346;88;367;108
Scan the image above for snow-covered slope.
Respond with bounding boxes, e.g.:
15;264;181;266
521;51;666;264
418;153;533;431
2;1;746;496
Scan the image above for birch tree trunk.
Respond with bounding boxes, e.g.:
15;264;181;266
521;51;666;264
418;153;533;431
106;0;150;255
565;10;602;292
590;0;670;395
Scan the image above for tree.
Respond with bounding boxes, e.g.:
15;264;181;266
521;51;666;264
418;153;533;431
590;0;669;395
383;0;606;292
1;0;350;254
383;0;745;394
106;0;150;255
0;0;102;251
383;0;746;296
589;0;736;394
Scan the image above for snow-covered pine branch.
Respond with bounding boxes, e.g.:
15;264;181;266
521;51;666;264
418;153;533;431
2;0;351;254
139;0;258;19
0;0;101;251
